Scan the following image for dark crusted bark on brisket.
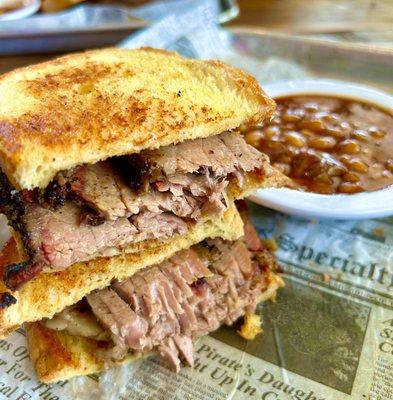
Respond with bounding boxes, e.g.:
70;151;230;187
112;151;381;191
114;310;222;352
4;262;43;291
42;180;71;210
0;170;30;252
0;170;39;290
110;154;151;192
0;292;17;309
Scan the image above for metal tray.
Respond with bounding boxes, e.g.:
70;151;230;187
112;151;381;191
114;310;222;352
0;0;239;55
227;27;393;93
1;26;392;93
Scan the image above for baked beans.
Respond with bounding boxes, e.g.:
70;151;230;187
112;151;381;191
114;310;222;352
244;95;393;194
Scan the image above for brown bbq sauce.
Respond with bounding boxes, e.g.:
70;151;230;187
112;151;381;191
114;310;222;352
244;95;393;194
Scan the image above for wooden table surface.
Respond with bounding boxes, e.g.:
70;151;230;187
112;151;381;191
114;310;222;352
234;0;393;34
0;0;392;73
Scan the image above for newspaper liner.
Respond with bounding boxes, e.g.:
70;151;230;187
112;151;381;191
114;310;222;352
0;2;392;399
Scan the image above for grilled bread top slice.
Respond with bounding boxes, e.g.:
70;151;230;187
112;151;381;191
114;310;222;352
0;47;275;190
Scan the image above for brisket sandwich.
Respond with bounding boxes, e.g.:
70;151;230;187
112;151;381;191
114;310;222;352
0;48;287;374
25;204;284;382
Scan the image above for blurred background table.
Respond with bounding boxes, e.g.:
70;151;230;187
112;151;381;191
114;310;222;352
1;0;393;73
234;0;393;35
234;0;393;49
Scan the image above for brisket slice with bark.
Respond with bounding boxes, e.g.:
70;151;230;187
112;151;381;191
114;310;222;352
24;203;188;270
0;132;263;289
66;132;260;222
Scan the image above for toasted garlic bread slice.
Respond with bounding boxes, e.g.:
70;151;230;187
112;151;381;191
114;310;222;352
0;48;275;190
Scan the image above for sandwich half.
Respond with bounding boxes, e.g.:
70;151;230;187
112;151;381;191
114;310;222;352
0;48;288;337
0;204;244;338
25;204;284;383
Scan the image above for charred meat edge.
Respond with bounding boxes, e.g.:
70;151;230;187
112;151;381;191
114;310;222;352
0;292;17;309
0;154;148;290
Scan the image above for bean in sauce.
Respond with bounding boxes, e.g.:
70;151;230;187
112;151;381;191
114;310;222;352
244;95;393;194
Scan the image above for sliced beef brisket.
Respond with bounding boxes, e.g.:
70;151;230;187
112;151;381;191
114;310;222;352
1;132;264;287
145;132;262;176
45;217;278;372
24;203;187;269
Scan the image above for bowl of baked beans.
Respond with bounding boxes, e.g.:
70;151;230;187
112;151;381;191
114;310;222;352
246;79;393;219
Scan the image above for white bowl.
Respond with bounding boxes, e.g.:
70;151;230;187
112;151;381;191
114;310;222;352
0;0;40;21
250;79;393;220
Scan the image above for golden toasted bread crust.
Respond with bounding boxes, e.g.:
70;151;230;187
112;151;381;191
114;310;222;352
25;271;284;383
25;323;110;382
0;47;275;189
0;205;244;338
25;322;140;383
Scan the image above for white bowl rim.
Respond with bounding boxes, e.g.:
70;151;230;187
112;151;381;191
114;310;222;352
252;78;393;220
0;0;41;21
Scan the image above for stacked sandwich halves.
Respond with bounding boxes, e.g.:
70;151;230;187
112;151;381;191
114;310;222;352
0;48;287;382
